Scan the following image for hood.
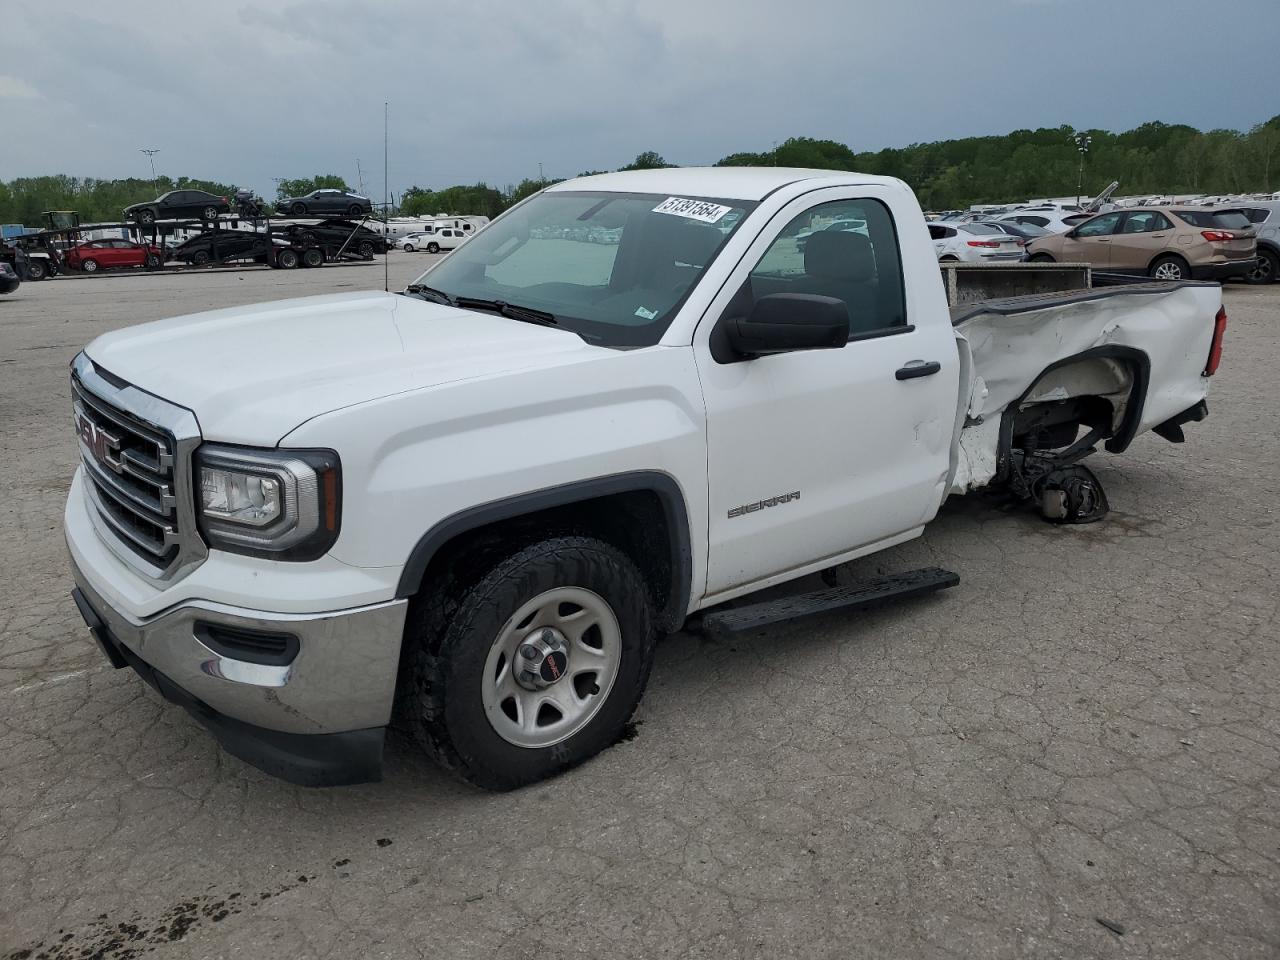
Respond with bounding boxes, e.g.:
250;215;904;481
85;291;604;445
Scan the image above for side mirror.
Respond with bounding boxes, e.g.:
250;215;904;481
714;293;849;362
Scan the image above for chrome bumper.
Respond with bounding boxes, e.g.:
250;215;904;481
69;555;408;738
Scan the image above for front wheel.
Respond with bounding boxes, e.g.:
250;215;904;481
426;242;440;253
191;250;212;266
401;536;656;791
357;240;375;258
402;243;415;252
26;260;47;281
348;204;363;217
81;259;99;273
202;206;220;221
144;253;161;269
137;209;156;225
1245;249;1277;285
290;202;306;216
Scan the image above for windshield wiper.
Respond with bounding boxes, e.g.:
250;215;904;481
403;283;456;306
454;296;559;327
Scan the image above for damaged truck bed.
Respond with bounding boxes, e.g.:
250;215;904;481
950;280;1220;517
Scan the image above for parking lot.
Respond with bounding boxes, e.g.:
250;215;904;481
1;261;1277;959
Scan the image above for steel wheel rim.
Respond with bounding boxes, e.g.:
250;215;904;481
1155;262;1181;280
481;586;622;749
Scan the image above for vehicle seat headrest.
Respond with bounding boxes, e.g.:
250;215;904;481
804;231;876;282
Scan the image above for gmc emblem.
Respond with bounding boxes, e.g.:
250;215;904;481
76;411;123;474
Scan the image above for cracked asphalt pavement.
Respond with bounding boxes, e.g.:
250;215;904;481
1;260;1277;959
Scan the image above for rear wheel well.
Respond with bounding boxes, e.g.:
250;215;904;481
1149;251;1189;273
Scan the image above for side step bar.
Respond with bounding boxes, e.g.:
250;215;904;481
698;567;960;637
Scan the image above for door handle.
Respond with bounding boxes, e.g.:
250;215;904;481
896;360;941;380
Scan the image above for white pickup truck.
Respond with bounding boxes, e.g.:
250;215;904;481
65;168;1226;790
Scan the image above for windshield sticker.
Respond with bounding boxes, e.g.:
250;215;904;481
634;306;659;320
652;197;733;224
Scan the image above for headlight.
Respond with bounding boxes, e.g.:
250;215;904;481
195;445;341;560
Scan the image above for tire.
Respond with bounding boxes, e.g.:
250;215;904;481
191;250;212;266
1029;253;1056;263
1245;248;1278;285
357;240;374;258
81;259;99;273
290;202;306;216
144;253;161;269
137;208;156;226
402;243;416;252
426;242;440;254
26;260;47;281
301;247;324;268
401;536;657;791
202;206;220;221
277;248;300;269
1149;255;1190;282
348;204;363;217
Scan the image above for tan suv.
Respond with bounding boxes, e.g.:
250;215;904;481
1025;207;1257;281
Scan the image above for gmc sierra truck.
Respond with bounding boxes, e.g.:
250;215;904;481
65;168;1225;790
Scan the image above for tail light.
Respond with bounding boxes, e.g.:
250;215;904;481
1200;230;1234;242
1204;305;1227;376
967;240;1001;248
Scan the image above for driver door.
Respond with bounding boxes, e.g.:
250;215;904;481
693;188;960;598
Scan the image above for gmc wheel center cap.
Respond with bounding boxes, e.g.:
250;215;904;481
515;628;570;690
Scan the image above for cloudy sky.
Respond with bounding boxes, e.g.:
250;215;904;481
2;0;1275;198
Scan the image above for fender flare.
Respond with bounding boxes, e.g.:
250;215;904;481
394;471;693;632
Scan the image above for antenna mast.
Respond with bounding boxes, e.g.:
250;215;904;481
384;102;389;293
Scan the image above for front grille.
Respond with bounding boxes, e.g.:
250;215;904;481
71;354;205;580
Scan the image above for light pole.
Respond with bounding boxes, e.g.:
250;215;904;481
140;148;160;189
1074;132;1092;206
538;162;544;183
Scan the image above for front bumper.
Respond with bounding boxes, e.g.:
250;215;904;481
69;562;407;786
1192;258;1256;281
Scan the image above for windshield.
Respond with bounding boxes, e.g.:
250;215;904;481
408;190;756;347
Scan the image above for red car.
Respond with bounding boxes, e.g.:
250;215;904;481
64;239;163;274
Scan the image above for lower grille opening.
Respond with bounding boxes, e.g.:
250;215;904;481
195;622;300;666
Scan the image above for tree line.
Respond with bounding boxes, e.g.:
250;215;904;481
3;116;1277;226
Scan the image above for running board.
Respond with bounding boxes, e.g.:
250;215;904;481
699;567;960;637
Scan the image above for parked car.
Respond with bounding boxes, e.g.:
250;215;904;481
64;239;163;273
999;211;1090;234
400;227;467;253
1025;208;1257;281
172;231;272;266
987;221;1051;242
1223;201;1280;284
64;167;1225;790
0;261;19;295
274;219;387;258
929;221;1026;262
124;190;231;225
276;190;372;218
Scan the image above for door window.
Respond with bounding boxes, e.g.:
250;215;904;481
1073;213;1122;237
1120;211;1172;233
747;199;906;336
